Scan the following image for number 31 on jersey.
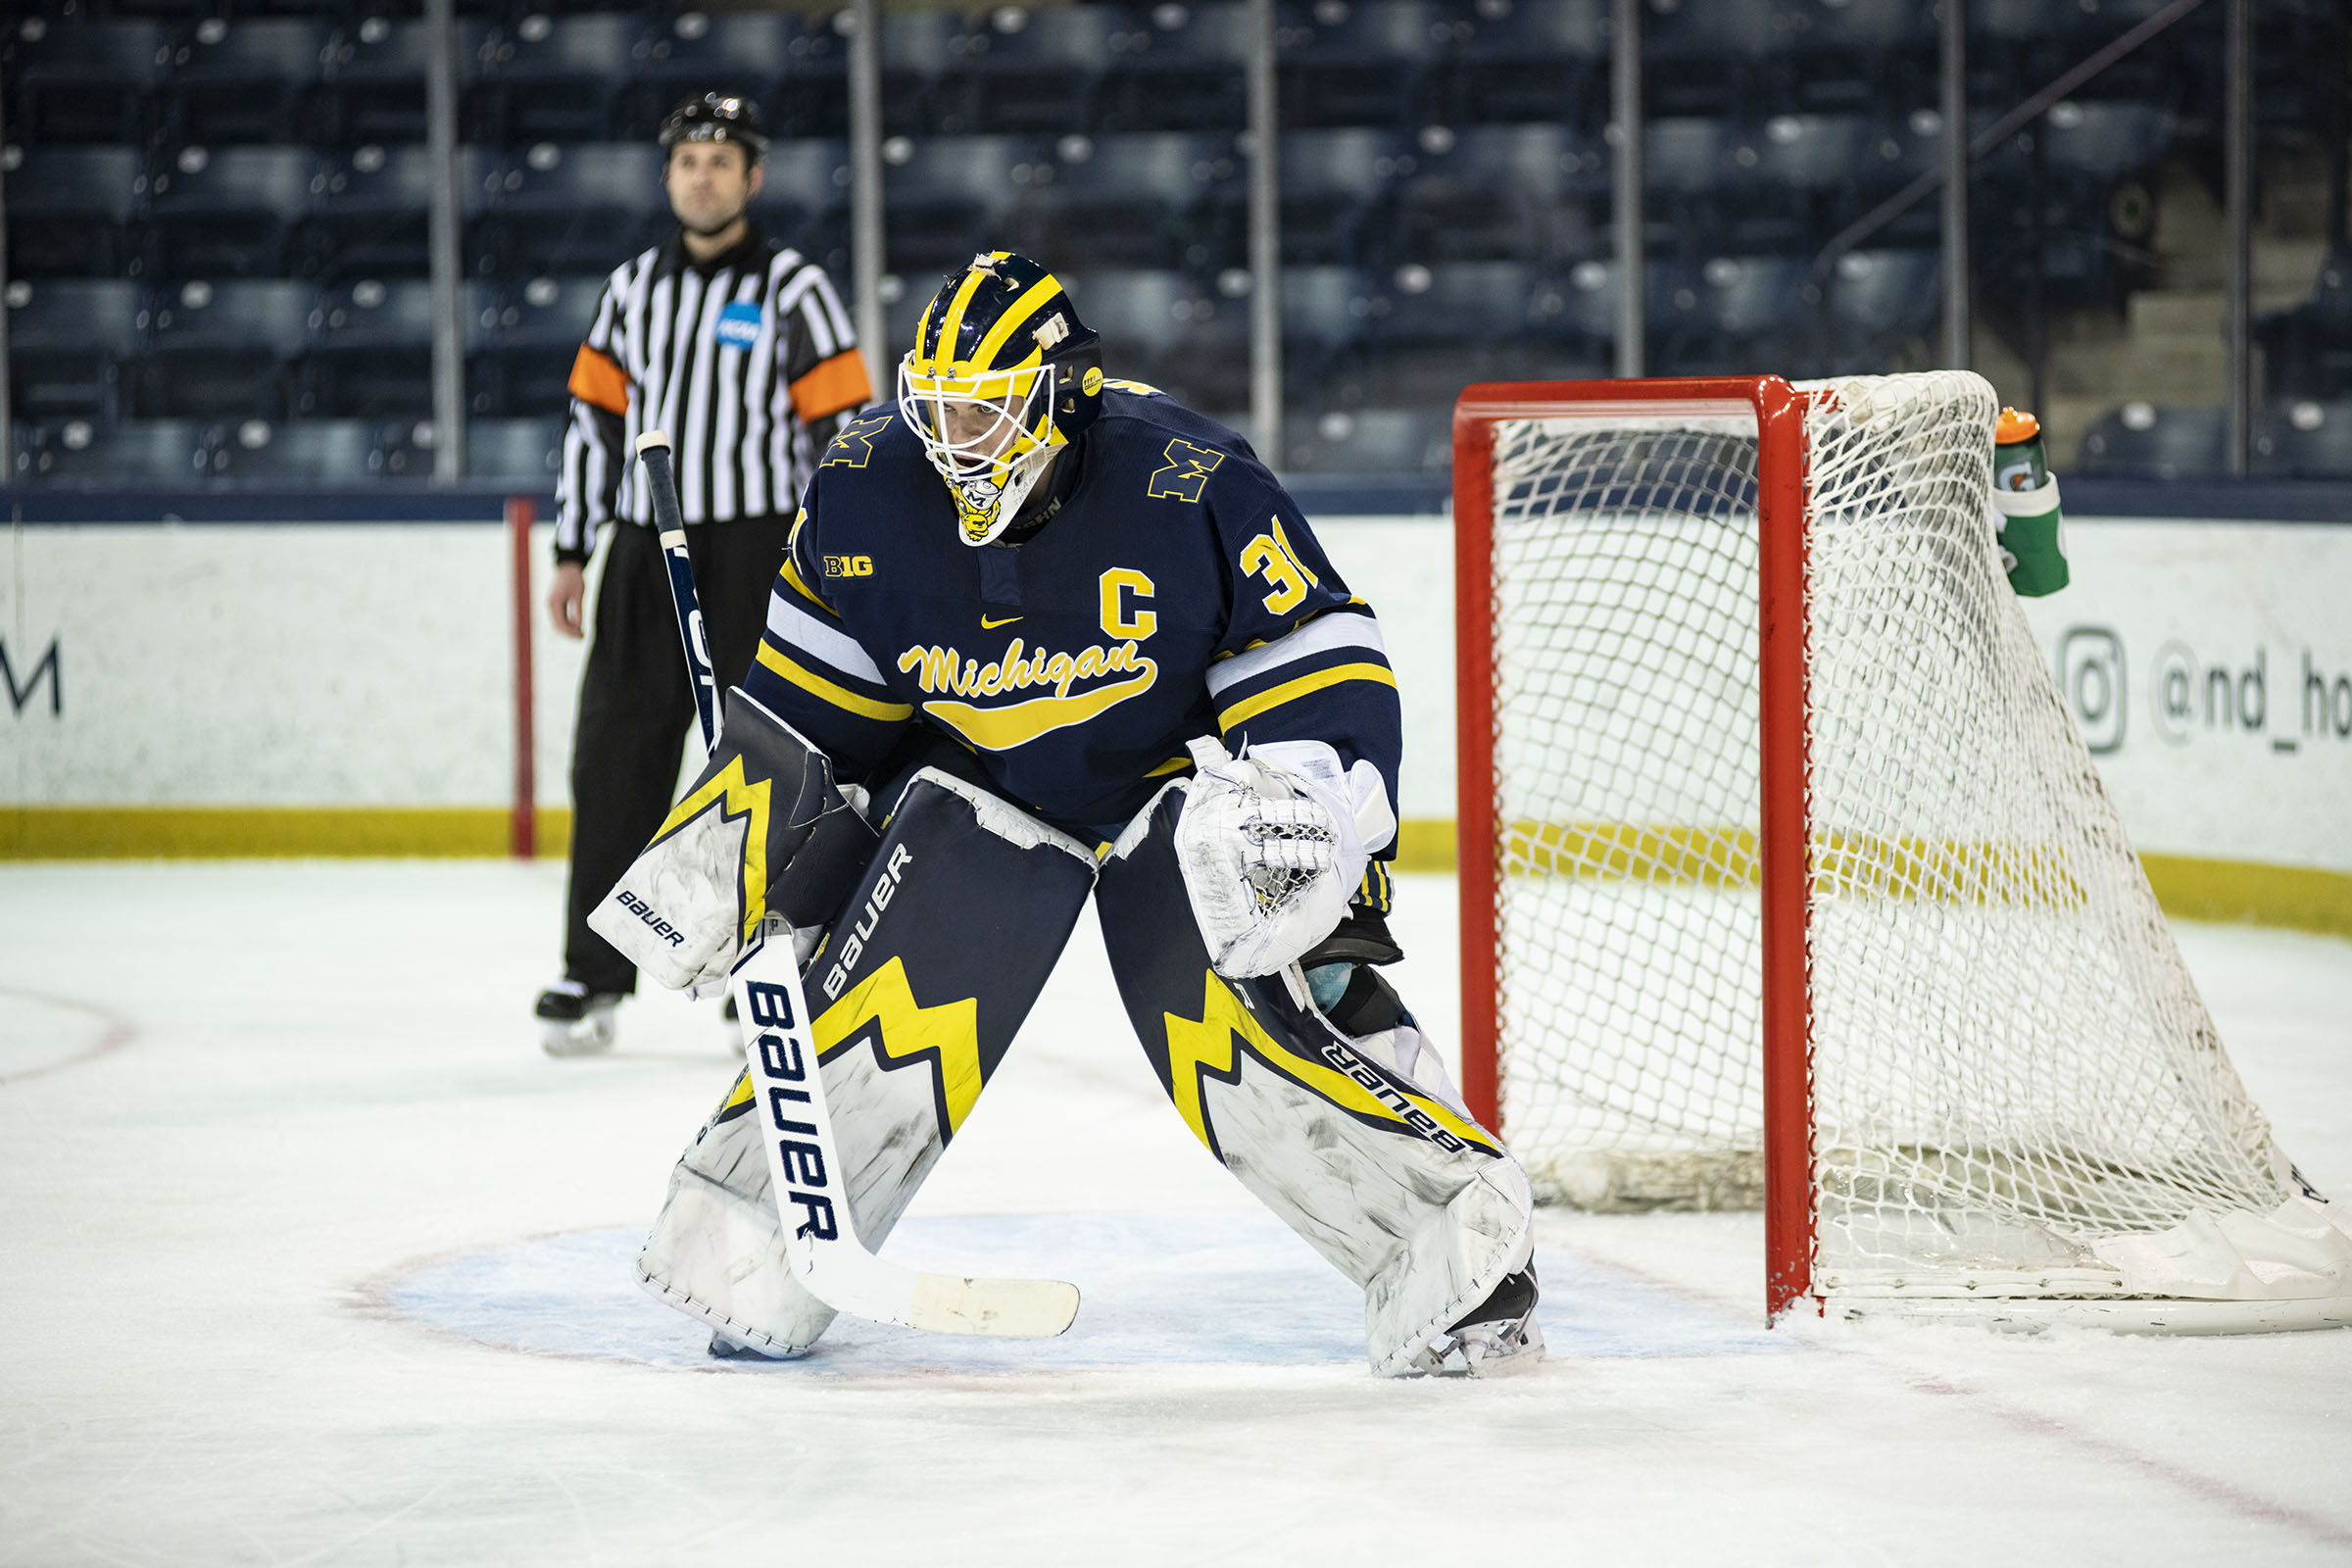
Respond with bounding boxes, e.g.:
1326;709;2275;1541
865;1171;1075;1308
1240;517;1321;614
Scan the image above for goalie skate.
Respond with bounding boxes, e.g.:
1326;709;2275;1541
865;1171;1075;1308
536;981;619;1058
1405;1267;1544;1378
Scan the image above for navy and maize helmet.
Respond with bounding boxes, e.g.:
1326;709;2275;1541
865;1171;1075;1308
899;252;1103;546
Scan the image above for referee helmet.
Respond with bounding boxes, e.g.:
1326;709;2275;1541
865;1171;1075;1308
659;93;769;160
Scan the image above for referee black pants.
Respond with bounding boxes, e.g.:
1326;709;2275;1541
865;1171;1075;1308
563;514;795;995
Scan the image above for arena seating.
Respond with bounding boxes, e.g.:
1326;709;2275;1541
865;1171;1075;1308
299;278;439;420
129;278;315;419
1013;132;1239;272
304;145;443;280
5;146;145;277
3;0;2341;482
2076;403;2225;477
1094;2;1254;134
1420;0;1605;130
6;279;142;421
2253;400;2352;478
163;18;332;149
144;145;318;279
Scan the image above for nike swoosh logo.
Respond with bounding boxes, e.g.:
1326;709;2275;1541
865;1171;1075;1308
981;614;1023;628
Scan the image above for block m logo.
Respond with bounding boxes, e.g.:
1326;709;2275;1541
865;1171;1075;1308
1147;439;1224;505
2;637;61;716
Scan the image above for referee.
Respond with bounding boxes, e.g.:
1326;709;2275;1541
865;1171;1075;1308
536;93;872;1055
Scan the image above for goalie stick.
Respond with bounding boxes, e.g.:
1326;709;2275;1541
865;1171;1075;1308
632;429;1080;1340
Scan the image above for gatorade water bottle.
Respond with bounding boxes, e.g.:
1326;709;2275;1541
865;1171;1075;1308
1992;407;2069;597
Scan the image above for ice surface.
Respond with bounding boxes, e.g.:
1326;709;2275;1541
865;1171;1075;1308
3;860;2349;1564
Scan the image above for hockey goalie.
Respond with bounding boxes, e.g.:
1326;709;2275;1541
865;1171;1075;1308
586;251;1542;1377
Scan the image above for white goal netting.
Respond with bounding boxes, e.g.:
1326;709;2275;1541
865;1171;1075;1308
1480;370;2350;1315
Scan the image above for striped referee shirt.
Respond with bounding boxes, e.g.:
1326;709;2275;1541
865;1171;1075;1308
555;226;872;563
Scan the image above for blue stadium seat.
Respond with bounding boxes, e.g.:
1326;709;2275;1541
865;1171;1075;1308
768;13;855;139
3;146;145;277
2076;404;2224;478
1534;256;1681;360
128;279;314;419
1280;264;1375;391
1014;132;1239;272
749;138;854;270
1398;122;1600;265
1823;247;1937;367
13;420;215;488
881;11;968;135
1277;0;1444;130
467;276;603;418
165;19;332;147
1655;254;1813;374
1066;267;1247;409
318;19;484;146
1423;0;1606;129
2254;401;2352;479
1643;0;1777;120
297;279;436;419
209;418;383;484
467;416;568;485
470;13;644;144
1348;260;1581;404
1639;118;1734;261
881;136;1046;275
5;20;168;145
2256;246;2352;399
2037;101;2175;181
618;13;793;140
1096;1;1252;133
471;143;668;277
303;145;450;280
1281;406;1453;474
144;146;320;280
6;279;142;420
1198;127;1403;269
370;418;441;481
1771;0;1934;115
1644;117;1735;199
1713;114;1879;254
954;4;1125;136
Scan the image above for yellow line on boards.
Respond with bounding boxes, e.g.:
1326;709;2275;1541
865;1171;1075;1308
2136;855;2352;940
1;807;573;860
5;808;2347;941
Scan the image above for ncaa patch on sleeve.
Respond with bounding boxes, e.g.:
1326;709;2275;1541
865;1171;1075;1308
714;301;765;350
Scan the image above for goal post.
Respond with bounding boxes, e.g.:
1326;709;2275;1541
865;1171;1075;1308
1452;371;2352;1332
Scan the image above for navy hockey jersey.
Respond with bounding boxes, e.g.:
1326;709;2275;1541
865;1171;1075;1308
739;385;1403;843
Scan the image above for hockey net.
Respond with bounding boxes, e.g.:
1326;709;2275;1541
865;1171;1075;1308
1453;371;2352;1328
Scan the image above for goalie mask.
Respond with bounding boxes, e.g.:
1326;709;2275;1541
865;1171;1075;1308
899;252;1103;547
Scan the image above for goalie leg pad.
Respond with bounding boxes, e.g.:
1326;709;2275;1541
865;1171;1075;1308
588;686;879;996
1099;782;1537;1377
636;769;1100;1354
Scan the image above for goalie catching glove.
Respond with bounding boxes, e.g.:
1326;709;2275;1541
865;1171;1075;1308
588;687;878;996
1173;735;1397;978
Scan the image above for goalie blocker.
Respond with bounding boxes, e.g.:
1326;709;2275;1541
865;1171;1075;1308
589;687;878;996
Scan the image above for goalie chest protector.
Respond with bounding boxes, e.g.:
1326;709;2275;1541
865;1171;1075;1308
774;387;1388;839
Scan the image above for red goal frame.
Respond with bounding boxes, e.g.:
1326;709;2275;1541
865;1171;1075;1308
1451;377;1818;1320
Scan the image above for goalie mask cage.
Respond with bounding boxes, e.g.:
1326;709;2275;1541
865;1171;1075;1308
1452;372;2352;1333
